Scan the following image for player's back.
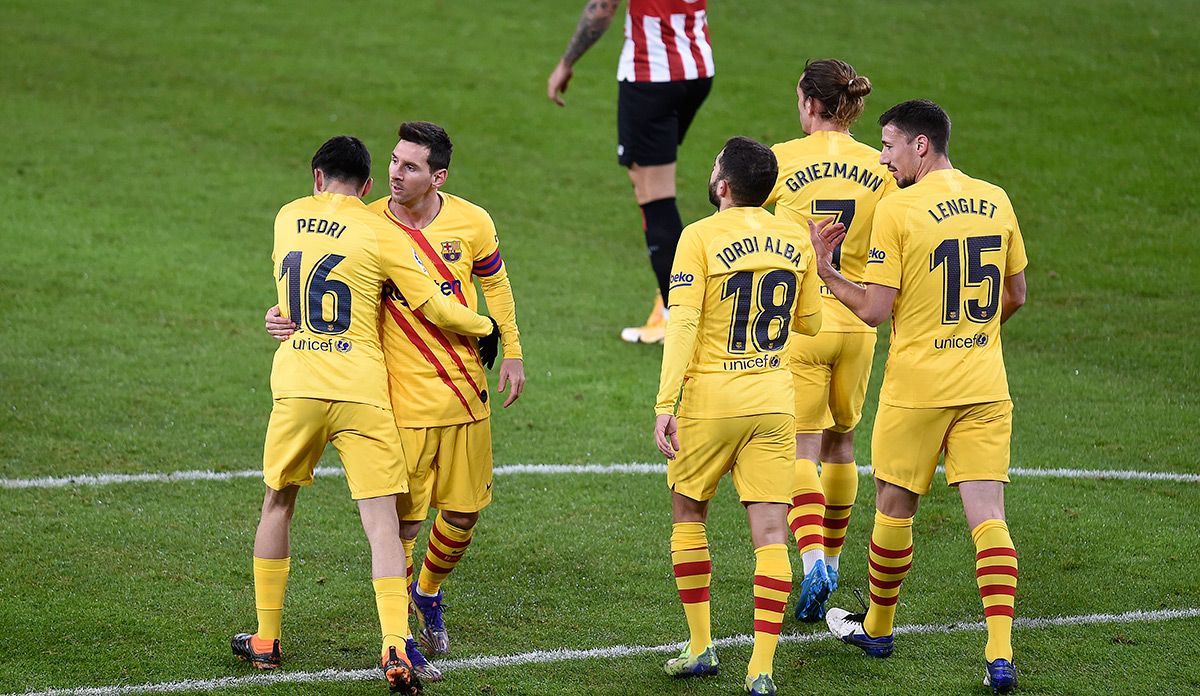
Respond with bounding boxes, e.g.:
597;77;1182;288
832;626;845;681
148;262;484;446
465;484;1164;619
769;132;896;330
671;207;822;419
866;169;1027;408
270;192;395;408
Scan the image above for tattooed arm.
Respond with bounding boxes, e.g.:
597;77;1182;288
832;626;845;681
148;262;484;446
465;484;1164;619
547;0;620;106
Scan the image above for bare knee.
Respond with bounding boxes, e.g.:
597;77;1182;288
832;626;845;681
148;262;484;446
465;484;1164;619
441;510;479;531
874;479;919;519
820;429;856;463
399;520;423;541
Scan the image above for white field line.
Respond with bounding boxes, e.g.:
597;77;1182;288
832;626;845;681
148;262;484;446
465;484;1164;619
7;607;1199;696
2;462;1198;490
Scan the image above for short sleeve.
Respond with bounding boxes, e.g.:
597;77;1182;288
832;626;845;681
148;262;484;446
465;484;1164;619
864;201;903;289
1004;205;1028;276
796;242;822;317
667;224;707;309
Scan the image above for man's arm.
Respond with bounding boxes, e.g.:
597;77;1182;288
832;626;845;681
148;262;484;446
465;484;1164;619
547;0;620;106
809;217;897;327
653;304;700;460
476;249;525;406
1000;270;1026;323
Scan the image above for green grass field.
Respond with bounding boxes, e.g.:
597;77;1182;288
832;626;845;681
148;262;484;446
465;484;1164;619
2;1;1198;694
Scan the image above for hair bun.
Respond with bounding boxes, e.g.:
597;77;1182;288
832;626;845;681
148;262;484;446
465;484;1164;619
845;75;872;98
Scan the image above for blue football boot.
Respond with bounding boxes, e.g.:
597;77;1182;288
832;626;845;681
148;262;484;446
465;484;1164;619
984;658;1017;694
795;558;832;622
825;607;894;658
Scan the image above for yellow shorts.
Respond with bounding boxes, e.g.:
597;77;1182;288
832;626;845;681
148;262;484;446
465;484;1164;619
791;331;877;433
396;419;493;521
262;398;407;500
668;414;794;504
871;400;1013;495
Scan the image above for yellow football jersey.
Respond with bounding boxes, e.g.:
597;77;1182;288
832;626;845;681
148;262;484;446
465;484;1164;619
270;192;438;409
767;131;898;332
366;193;522;427
865;168;1028;408
657;206;823;419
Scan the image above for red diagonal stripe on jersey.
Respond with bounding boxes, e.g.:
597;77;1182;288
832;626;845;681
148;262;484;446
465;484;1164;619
678;587;710;604
754;596;788;613
411;306;483;390
385;300;476;421
976;547;1018;562
979;584;1017;597
753;575;792;594
385;210;468;305
822;516;852;530
984;605;1015;618
672;560;711;577
870;541;913;559
791;492;825;507
976;565;1019;579
753;619;783;635
431;523;471;550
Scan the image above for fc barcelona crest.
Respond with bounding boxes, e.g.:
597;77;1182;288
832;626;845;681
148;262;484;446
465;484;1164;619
440;239;462;262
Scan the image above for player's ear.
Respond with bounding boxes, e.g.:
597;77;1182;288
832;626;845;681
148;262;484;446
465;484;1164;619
313;168;324;194
360;176;373;198
431;168;448;190
914;134;928;157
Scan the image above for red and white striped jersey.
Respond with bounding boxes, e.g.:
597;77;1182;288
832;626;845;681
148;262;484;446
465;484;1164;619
617;0;714;83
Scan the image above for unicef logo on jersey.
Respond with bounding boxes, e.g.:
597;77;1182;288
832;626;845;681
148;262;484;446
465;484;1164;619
974;333;988;347
769;355;781;368
335;339;352;353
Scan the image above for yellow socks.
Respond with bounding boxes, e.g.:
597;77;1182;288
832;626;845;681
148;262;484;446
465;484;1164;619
819;461;858;570
786;459;826;572
401;536;416;586
863;511;913;638
747;543;791;677
373;576;409;658
253;556;290;645
670;522;712;655
417;512;473;596
973;519;1018;662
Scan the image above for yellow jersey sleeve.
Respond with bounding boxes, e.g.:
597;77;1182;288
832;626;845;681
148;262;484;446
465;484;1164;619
1004;203;1028;276
864;200;903;289
655;304;701;415
471;210;523;360
796;248;823;318
666;224;707;310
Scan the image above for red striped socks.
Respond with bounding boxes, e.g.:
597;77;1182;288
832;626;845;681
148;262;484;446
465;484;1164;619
747;543;791;677
973;519;1017;662
819;461;858;571
417;512;473;596
787;459;826;573
670;522;712;654
863;511;913;638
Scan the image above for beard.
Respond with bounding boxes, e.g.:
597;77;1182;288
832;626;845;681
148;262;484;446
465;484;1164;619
708;179;721;209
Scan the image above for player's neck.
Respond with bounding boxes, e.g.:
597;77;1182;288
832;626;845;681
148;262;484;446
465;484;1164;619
806;121;848;136
388;191;443;229
913;157;954;185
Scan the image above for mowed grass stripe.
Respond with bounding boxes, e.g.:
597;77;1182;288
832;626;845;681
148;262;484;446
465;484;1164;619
8;607;1198;696
3;462;1197;490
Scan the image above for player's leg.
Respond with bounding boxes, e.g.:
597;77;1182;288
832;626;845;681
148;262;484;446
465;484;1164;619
820;331;876;583
946;401;1017;694
662;416;727;678
413;420;492;656
788;335;835;621
617;80;681;344
233;398;326;669
331;402;420;694
394;426;445;679
734;414;795;694
826;403;946;657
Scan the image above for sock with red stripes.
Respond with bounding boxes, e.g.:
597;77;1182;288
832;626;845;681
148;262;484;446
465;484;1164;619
863;510;913;638
401;536;416;586
670;522;712;654
417;512;473;596
820;461;858;571
973;518;1017;662
787;459;826;573
747;543;791;677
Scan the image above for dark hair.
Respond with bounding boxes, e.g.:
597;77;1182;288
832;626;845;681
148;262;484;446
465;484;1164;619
310;135;372;187
799;58;872;129
397;121;453;171
878;99;951;155
717;136;779;207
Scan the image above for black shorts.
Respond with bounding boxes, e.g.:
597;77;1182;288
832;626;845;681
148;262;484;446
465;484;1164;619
616;77;713;167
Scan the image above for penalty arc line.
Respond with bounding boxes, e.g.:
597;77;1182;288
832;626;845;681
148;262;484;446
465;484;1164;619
1;462;1198;490
7;607;1200;696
